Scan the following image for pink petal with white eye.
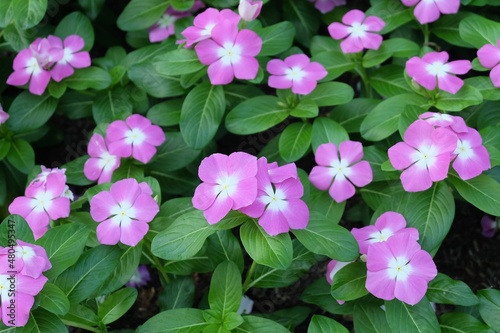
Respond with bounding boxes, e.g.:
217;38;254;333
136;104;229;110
400;164;433;192
47;35;63;49
363;16;385;32
268;75;293;89
348;161;373;187
68;51;91;68
145;124;166;146
284;54;310;69
96;218;121;245
432;127;458;154
309;166;334;191
422;51;449;65
198;153;228;183
339;141;363;165
303;61;327;81
267;59;289;75
409;249;437;280
182;26;206;47
210;19;239;46
6;70;31;87
351;225;378;254
120;220;149;246
281;198;309;230
12;49;35;70
149;26;171;43
29;70;51;95
90;191;116;222
110;178;142;206
328;22;351;40
276;178;304;199
132;142;157;164
375;211;406;232
453;145;491;180
2;292;33;326
126;114;151;130
87;133;106;157
342;9;365;26
227;151;258;180
435;0;460;14
404;120;435;149
15;272;48;295
258;209;290;236
46;197;70;220
106;120;128;142
366;269;396;301
235;29;262;57
477;44;500;68
315;143;338;166
394;275;428;305
388;142;417;170
239;192;266;218
8;196;35;219
98;159;120;184
204;193;233;224
193;8;220;28
292;77;318;95
219;9;241;24
231;177;258;209
386;233;422;259
438;74;464;94
133;194;159;222
268;163;297;183
50;63;75;82
426;153;451;182
44;173;66;197
414;1;441;24
108;139;132;158
366;240;393;271
233;56;259;80
401;0;419;6
490;64;500;87
361;32;383;51
405;57;436;91
446;60;471;75
340;36;364;54
329;175;355;202
207;59;235;85
64;35;85;52
193;183;218;210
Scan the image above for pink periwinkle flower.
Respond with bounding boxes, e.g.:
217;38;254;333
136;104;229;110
402;0;460;24
366;233;437;305
240;157;309;236
150;6;193;43
477;38;500;87
452;128;491;180
309;141;373;203
238;0;262;21
406;51;471;94
309;0;346;14
481;215;498;238
90;178;159;246
388;119;457;192
106;114;166;164
266;54;327;95
195;19;262;85
29;166;67;189
0;241;51;279
84;133;121;184
419;112;468;134
192;152;258;224
351;212;419;255
47;35;91;82
8;173;70;239
126;265;151;288
326;260;350;304
328;9;385;54
0;105;8;125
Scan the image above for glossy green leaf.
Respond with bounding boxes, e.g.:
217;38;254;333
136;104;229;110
330;98;380;133
98;288;138;325
331;262;368;301
459;15;500;49
149;132;201;172
6;139;34;174
63;67;112;91
37;283;70;316
427;273;478;306
254;21;295;56
366;0;413;33
448;173;500;216
308;315;349;333
147;99;182;127
434;84;483;112
478;289;500;331
363;38;419;68
440;312;494;333
19;309;67;333
283;0;318;47
279;122;312;162
311;117;349;152
117;0;169;31
385;297;440;333
54;11;95;51
92;87;133;123
209;261;242;318
371;65;413;97
354;302;391;333
128;62;187;98
0;215;34;247
307;82;354;107
233;315;291;333
159;276;195;310
137;308;207;333
11;0;47;29
432;12;476;48
7;92;58;133
311;51;356;81
154;49;204;76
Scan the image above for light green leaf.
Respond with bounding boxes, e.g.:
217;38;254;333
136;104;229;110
92;87;133;123
465;76;500;101
434;84;483;112
331;262;368;301
19;309;67;333
440;312;494;333
147;99;182;127
366;0;413;33
117;0;169;31
98;288;138;325
478;289;500;331
432;12;476;48
255;21;295;56
354;302;391;333
308;315;349;333
363;38;419;68
63;67;112;91
154;49;204;76
306;82;354;107
385;297;440;333
330;98;380;133
128;62;187;98
37;283;70;316
138;309;207;333
11;0;47;29
233;315;291;333
371;65;413;98
459;15;500;49
279;122;312;162
311;51;356;81
0;215;34;247
448;173;500;216
209;261;242;318
311;117;349;152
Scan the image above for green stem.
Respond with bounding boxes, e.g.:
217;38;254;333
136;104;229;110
62;319;101;333
354;64;373;98
242;260;257;292
142;243;171;284
422;24;430;47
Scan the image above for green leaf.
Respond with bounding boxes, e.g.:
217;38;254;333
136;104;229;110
311;117;349;152
306;82;354;107
209;261;242;318
37;283;70;316
354;302;391;333
180;82;225;149
311;51;356;81
128;62;187;98
292;212;359;261
137;308;207;333
48;81;67;98
301;278;354;316
0;215;34;247
371;65;413;98
0;0;13;28
330;98;380;133
57;91;93;119
465;76;500;101
306;187;346;223
255;21;295;56
331;262;368;301
363;38;419;68
432;12;476;48
310;36;340;56
427;273;478;306
19;308;67;333
152;197;196;232
54;11;95;51
225;96;288;135
283;0;318;47
385;297;440;333
11;0;47;29
0;139;11;161
206;230;245;273
448;173;500;216
366;0;413;33
117;0;169;31
150;168;199;195
289;99;318;118
233;316;291;333
60;304;99;327
147;99;182;127
279;122;312;162
459;15;500;49
78;0;105;19
98;288;137;325
434;84;483;112
478;289;500;331
440;312;494;333
170;0;194;10
240;218;293;270
3;23;30;51
154;49;205;76
159;276;195;310
63;67;112;90
7;92;58;133
62;156;93;186
149;132;201;172
6;139;34;174
92;87;133;123
308;315;349;333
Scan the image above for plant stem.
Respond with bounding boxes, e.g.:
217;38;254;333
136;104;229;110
62;319;102;333
142;243;171;284
423;24;430;47
242;260;257;292
354;64;373;98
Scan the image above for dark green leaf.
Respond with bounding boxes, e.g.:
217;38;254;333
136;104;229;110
154;49;204;76
427;273;478;306
385;297;440;333
38;283;70;316
279;122;312;162
63;67;112;91
137;308;207;333
6;139;34;174
7;92;58;133
54;12;95;51
255;21;295;56
117;0;169;31
98;288;138;325
331;262;368;301
308;315;349;333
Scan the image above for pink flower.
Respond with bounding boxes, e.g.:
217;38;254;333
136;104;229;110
328;9;385;54
419;112;468;134
8;173;70;239
126;265;151;288
309;141;373;203
240;158;309;236
180;8;240;47
366;233;437;305
405;51;471;94
309;0;346;14
351;212;419;255
481;215;498;238
402;0;460;24
84;133;121;184
452;128;490;180
238;0;262;21
266;54;327;95
192;152;258;224
47;35;91;82
0;241;51;279
29;166;66;188
194;19;262;85
388;120;457;192
106;114;166;164
90;178;159;246
477;38;500;87
0;105;8;124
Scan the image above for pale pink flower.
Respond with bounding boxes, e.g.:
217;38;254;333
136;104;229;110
90;178;159;246
406;51;471;94
29;166;66;188
0;241;51;279
8;173;70;239
266;54;327;95
402;0;460;24
126;265;151;288
47;35;91;82
192;152;258;224
366;233;437;305
481;215;498;238
84;133;121;184
106;114;166;164
309;141;373;203
328;9;385;54
238;0;262;21
451;128;490;180
351;212;419;255
194;19;262;85
388;119;457;192
240;158;309;236
477;38;500;87
180;8;240;47
0;105;8;124
309;0;346;14
326;260;350;304
419;112;468;134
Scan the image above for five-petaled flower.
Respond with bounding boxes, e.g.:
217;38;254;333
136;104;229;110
47;35;91;81
328;9;385;54
309;141;373;203
477;38;500;87
451;128;491;180
0;241;51;279
84;133;121;184
401;0;460;24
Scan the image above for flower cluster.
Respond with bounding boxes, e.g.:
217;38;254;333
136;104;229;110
9;167;71;239
0;241;51;326
477;38;500;87
192;152;309;236
402;0;460;24
84;114;166;184
309;0;346;14
389;113;490;192
7;35;91;95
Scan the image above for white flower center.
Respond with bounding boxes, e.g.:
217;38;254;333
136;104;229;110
99;151;118;170
110;202;136;223
368;228;393;243
15;245;36;261
425;61;450;77
218;42;242;66
454;139;474;159
329;159;352;178
387;256;412;281
413;145;438;169
348;22;367;37
125;128;146;145
261;186;288;212
285;66;306;82
32;191;53;212
202;23;216;36
215;174;238;197
158;14;176;28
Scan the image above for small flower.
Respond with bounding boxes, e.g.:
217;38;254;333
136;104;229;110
477;38;500;87
29;166;67;188
126;265;151;288
90;178;159;246
106;114;166;164
84;133;121;184
419;112;468;134
47;35;91;82
266;54;327;95
238;0;262;21
405;51;471;94
308;0;346;14
309;141;373;203
328;9;385;54
192;152;258;224
194;19;262;85
452;128;490;180
366;233;437;305
388;120;457;192
402;0;460;24
0;105;8;124
481;215;498;238
0;241;51;279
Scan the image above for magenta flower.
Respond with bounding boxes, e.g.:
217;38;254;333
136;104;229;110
366;233;437;305
238;0;262;21
106;114;166;164
266;54;327;95
194;19;262;85
452;128;491;180
90;178;159;246
351;212;419;255
8;173;70;239
309;141;373;203
180;8;240;47
402;0;460;24
192;152;258;224
240;158;309;236
328;9;385;54
419;112;468;134
0;241;51;279
388;120;457;192
0;105;8;124
481;215;498;238
309;0;346;14
405;51;471;94
47;35;91;82
84;133;121;184
126;265;151;288
477;38;500;87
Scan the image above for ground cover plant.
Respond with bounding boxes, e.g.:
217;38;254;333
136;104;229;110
1;0;500;332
